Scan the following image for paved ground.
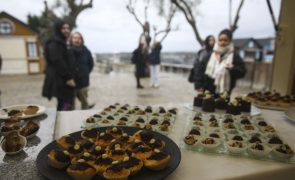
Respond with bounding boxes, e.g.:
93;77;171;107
0;70;251;110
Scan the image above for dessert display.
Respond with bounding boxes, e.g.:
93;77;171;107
44;127;174;179
236;96;251;113
82;103;178;136
193;91;205;107
227;140;247;154
23;105;39;115
123;156;143;175
1;131;27;155
57;135;76;150
272;144;294;159
2;117;23;126
202;94;215;112
226;100;241;115
248;142;271;157
66;159;97;180
191;90;255;115
182;111;294;162
215;92;230;110
1;123;20;136
144;149;171;170
19;121;40;139
0;104;43;119
246;90;295;110
47;149;71;169
201;137;221;150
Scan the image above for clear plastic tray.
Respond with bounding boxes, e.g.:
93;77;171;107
180;110;295;164
80;104;178;136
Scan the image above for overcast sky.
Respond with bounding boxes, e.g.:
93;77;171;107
1;0;281;53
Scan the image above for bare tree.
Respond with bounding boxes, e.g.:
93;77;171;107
65;0;94;27
53;0;94;28
266;0;278;32
170;0;204;46
153;1;178;43
28;0;94;45
126;0;150;29
126;0;177;43
230;0;245;33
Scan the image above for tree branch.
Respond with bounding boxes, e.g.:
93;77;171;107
154;3;177;43
266;0;278;32
67;0;93;27
230;0;244;33
126;0;144;28
171;0;203;46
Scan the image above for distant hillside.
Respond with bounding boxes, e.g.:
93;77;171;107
95;52;197;65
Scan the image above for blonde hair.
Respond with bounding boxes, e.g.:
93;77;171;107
69;31;84;46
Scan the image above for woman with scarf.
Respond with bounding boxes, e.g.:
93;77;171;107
69;32;94;109
195;29;246;95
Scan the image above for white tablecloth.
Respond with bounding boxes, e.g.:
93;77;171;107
54;106;295;180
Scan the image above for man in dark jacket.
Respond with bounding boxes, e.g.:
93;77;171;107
42;20;76;111
69;32;94;110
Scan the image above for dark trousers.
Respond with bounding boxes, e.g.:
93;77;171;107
57;98;74;111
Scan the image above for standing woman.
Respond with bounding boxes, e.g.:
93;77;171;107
149;41;162;88
42;20;76;111
194;35;215;92
131;43;145;88
205;29;246;94
69;32;94;110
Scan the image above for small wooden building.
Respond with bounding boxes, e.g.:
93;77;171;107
0;11;44;74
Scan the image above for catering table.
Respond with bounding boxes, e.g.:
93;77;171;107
1;105;294;180
0;108;57;180
54;105;295;180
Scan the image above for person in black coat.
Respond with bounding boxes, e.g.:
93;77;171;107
42;20;76;111
131;43;145;89
195;29;246;95
69;32;94;110
194;35;215;91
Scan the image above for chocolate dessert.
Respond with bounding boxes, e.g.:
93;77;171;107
193;92;205;107
268;136;283;145
202;94;215;112
215;92;229;110
226;101;241;115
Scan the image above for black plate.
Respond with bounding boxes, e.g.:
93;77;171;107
36;126;181;180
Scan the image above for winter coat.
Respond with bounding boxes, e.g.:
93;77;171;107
42;21;76;100
70;45;94;89
132;47;145;78
194;49;246;94
149;45;162;65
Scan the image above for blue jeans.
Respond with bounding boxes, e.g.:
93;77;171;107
150;65;160;87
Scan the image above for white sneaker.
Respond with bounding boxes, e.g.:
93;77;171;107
154;84;160;88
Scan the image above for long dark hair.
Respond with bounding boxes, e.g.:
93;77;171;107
204;35;214;51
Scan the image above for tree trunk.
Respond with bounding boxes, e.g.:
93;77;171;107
171;0;204;46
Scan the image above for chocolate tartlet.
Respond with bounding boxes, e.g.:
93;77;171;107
67;159;96;180
144;149;171;170
48;149;70;169
103;161;130;180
